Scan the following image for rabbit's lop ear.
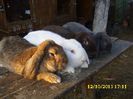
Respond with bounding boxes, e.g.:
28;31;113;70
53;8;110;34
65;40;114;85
44;40;55;45
38;40;56;50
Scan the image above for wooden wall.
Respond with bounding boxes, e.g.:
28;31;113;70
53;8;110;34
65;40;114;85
30;0;57;29
53;0;77;25
0;0;96;34
0;0;6;30
0;0;77;34
76;0;94;24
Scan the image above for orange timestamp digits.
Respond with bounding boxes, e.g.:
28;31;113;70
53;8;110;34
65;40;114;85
88;84;127;90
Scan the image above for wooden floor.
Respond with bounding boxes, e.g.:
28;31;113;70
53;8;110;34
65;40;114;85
0;37;132;99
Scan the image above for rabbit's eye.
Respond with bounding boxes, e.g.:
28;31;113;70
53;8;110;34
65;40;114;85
48;47;57;57
71;50;75;53
83;40;88;45
49;52;55;57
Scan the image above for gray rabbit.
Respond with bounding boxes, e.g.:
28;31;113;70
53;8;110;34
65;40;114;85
63;22;112;56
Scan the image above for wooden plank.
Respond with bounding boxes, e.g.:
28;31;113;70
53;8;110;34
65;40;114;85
0;39;132;99
0;68;36;98
0;75;36;99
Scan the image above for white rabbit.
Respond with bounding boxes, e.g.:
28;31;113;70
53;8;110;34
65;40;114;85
24;30;90;73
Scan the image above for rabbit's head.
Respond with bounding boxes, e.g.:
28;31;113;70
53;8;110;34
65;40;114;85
63;39;90;68
42;40;68;72
74;32;97;58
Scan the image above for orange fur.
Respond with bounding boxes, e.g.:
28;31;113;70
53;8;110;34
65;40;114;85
0;36;68;83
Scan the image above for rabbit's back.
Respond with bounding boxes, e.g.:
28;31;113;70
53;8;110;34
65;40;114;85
63;22;92;34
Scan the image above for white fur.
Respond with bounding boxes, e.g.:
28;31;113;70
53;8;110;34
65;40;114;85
24;30;90;73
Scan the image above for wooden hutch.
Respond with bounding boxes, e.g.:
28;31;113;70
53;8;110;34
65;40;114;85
0;0;76;34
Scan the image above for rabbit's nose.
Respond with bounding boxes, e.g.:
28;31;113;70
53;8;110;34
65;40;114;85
55;56;60;63
82;59;90;64
86;59;90;64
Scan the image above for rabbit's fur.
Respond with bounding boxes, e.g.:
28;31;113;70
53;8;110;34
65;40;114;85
24;30;90;73
74;32;97;58
0;36;68;83
94;32;112;55
63;22;112;56
44;25;97;58
44;25;74;38
63;22;93;35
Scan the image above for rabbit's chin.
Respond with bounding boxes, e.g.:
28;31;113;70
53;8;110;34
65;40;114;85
81;62;88;68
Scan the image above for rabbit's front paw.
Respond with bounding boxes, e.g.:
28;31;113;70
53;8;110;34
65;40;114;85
47;74;61;83
64;66;75;73
37;73;61;83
